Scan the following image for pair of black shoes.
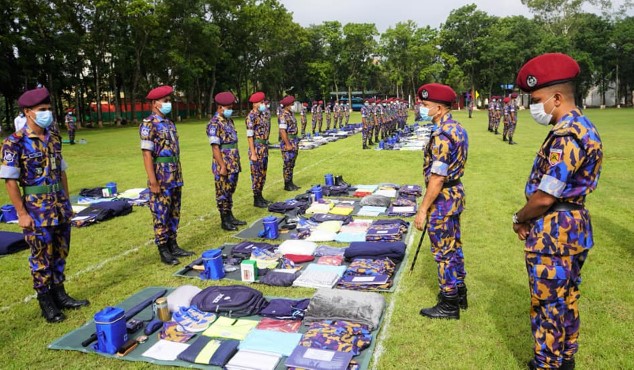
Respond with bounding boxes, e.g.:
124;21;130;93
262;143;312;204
334;175;350;187
220;211;246;231
419;284;468;320
528;358;575;370
284;181;301;191
253;194;272;208
158;239;194;265
38;284;90;323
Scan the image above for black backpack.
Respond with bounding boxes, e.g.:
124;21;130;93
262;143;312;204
190;285;268;317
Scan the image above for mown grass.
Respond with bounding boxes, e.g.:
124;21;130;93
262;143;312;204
0;108;632;369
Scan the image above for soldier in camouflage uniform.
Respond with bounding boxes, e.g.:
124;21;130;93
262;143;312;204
279;95;301;191
1;87;89;323
246;91;271;208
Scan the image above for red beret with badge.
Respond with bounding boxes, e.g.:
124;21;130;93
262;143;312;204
146;85;173;100
516;53;580;92
503;97;510;103
417;83;457;106
215;91;237;106
511;92;518;98
18;87;51;108
280;95;295;106
249;91;265;103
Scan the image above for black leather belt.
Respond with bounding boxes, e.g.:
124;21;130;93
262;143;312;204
550;202;584;212
442;179;462;188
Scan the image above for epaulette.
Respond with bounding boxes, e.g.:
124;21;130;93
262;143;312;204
7;131;23;143
552;118;576;137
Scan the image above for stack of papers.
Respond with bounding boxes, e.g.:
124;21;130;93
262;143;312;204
225;349;281;370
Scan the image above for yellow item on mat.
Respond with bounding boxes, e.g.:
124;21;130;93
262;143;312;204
202;316;258;340
330;205;354;215
316;221;343;233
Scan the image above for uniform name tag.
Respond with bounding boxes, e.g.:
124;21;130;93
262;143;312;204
28;152;43;159
50;156;57;170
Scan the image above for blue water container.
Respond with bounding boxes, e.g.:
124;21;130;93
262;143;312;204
201;249;225;280
312;185;323;201
324;174;334;186
106;182;117;195
262;216;279;239
93;306;127;354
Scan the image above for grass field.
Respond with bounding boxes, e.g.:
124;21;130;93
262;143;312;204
0;108;632;370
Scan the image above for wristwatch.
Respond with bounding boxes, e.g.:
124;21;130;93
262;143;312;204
512;213;520;224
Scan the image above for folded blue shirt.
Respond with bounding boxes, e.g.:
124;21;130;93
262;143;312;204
239;329;303;356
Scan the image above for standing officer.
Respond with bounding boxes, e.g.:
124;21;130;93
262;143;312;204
368;98;377;145
413;83;469;320
207;91;246;231
246;91;271;208
1;87;89;323
324;101;332;131
512;53;603;370
488;97;495;132
502;97;511;141
310;101;318;135
140;85;193;265
333;100;341;129
300;102;308;137
508;92;519;145
14;111;27;132
279;95;301;191
344;101;351;126
361;99;370;149
65;111;76;145
467;93;474;119
316;100;324;133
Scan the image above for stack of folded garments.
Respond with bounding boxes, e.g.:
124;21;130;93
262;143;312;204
277;240;317;256
352;184;377;198
306;221;342;242
304;289;385;330
286;345;354;370
225;349;281;370
258;298;311;320
177;337;239;367
268;199;310;214
356;205;387;217
305;200;334;214
71;200;133;227
387;196;417;216
329;200;356;216
313;245;346;257
344;241;406;262
322;184;353;196
116;188;150;206
292;263;347;289
334;219;373;243
365;219;409;242
337;258;397;291
399;184;423;197
231;241;278;260
309;213;352;225
238;330;303;356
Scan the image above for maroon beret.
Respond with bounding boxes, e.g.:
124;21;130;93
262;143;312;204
146;85;173;100
318;100;323;104
503;97;510;103
511;92;518;98
215;91;237;106
280;95;295;106
516;53;580;92
249;91;265;103
18;87;50;108
302;102;308;107
417;83;457;105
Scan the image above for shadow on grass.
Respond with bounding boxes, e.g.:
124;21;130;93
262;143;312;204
592;215;634;258
481;271;532;368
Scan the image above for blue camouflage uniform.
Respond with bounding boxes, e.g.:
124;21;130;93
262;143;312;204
245;110;269;197
279;109;299;183
523;109;602;369
423;113;469;296
1;125;73;294
140;113;184;247
207;112;241;213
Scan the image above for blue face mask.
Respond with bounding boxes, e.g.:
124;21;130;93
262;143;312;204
159;102;172;115
34;110;53;128
223;109;233;118
419;107;432;122
258;105;266;112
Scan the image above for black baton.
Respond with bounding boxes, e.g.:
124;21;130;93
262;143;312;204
409;220;428;273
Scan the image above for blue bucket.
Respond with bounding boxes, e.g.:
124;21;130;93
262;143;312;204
93;306;127;354
324;174;334;186
106;182;117;195
201;249;225;280
0;205;18;223
379;140;385;149
312;185;323;201
261;216;279;240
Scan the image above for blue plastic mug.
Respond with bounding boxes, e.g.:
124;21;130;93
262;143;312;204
201;249;225;280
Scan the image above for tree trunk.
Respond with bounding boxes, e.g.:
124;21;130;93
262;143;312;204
208;68;217;117
94;63;103;127
4;95;10;132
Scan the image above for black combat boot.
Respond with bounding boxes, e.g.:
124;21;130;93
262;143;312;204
502;135;507;141
168;239;194;257
220;212;237;231
457;284;468;310
284;181;294;191
254;194;268;208
368;139;374;145
560;358;575;370
158;243;179;265
363;144;369;149
334;175;350;187
419;292;460;320
509;136;516;145
494;128;499;135
38;292;66;323
287;179;300;191
229;211;246;226
51;284;90;309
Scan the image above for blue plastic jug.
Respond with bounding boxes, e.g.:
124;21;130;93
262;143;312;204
201;249;225;280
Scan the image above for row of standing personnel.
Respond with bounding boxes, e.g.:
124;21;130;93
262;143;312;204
359;99;409;149
488;93;519;144
298;100;350;135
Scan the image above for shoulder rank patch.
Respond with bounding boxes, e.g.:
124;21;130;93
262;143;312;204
549;149;563;165
141;127;150;137
3;150;16;163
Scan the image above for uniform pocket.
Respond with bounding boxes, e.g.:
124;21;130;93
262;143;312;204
531;264;569;301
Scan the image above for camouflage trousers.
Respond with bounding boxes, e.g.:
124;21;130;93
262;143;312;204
344;113;349;125
503;118;510;137
428;214;466;295
214;172;239;213
318;116;323;132
282;142;299;182
301;117;307;136
25;223;71;293
249;144;268;195
525;250;588;369
492;117;501;131
325;115;331;130
362;120;369;146
311;117;317;134
149;186;181;246
508;121;517;137
68;128;75;142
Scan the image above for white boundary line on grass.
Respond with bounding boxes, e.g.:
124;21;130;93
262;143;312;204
0;145;354;312
371;229;416;369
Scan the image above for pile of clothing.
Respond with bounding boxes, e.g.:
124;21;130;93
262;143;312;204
365;219;410;242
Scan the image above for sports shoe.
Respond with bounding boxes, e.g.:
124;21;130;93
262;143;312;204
173;309;211;332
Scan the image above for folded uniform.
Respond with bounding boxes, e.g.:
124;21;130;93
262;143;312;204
268;199;310;214
345;241;406;262
399;184;423;197
231;241;278;260
258;298;311;320
309;213;352;225
337;258;397;291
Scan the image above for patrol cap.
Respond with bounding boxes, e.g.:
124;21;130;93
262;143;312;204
249;91;265;103
146;85;173;100
516;53;580;92
280;95;295;106
18;87;50;108
417;83;456;106
503;97;510;103
215;91;237;106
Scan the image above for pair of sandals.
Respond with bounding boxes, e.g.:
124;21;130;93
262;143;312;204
173;306;217;333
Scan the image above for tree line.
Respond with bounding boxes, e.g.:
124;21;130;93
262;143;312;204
0;0;632;129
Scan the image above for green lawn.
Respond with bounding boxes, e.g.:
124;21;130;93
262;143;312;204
0;108;632;369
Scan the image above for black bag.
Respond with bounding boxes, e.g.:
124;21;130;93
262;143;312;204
190;285;268;317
